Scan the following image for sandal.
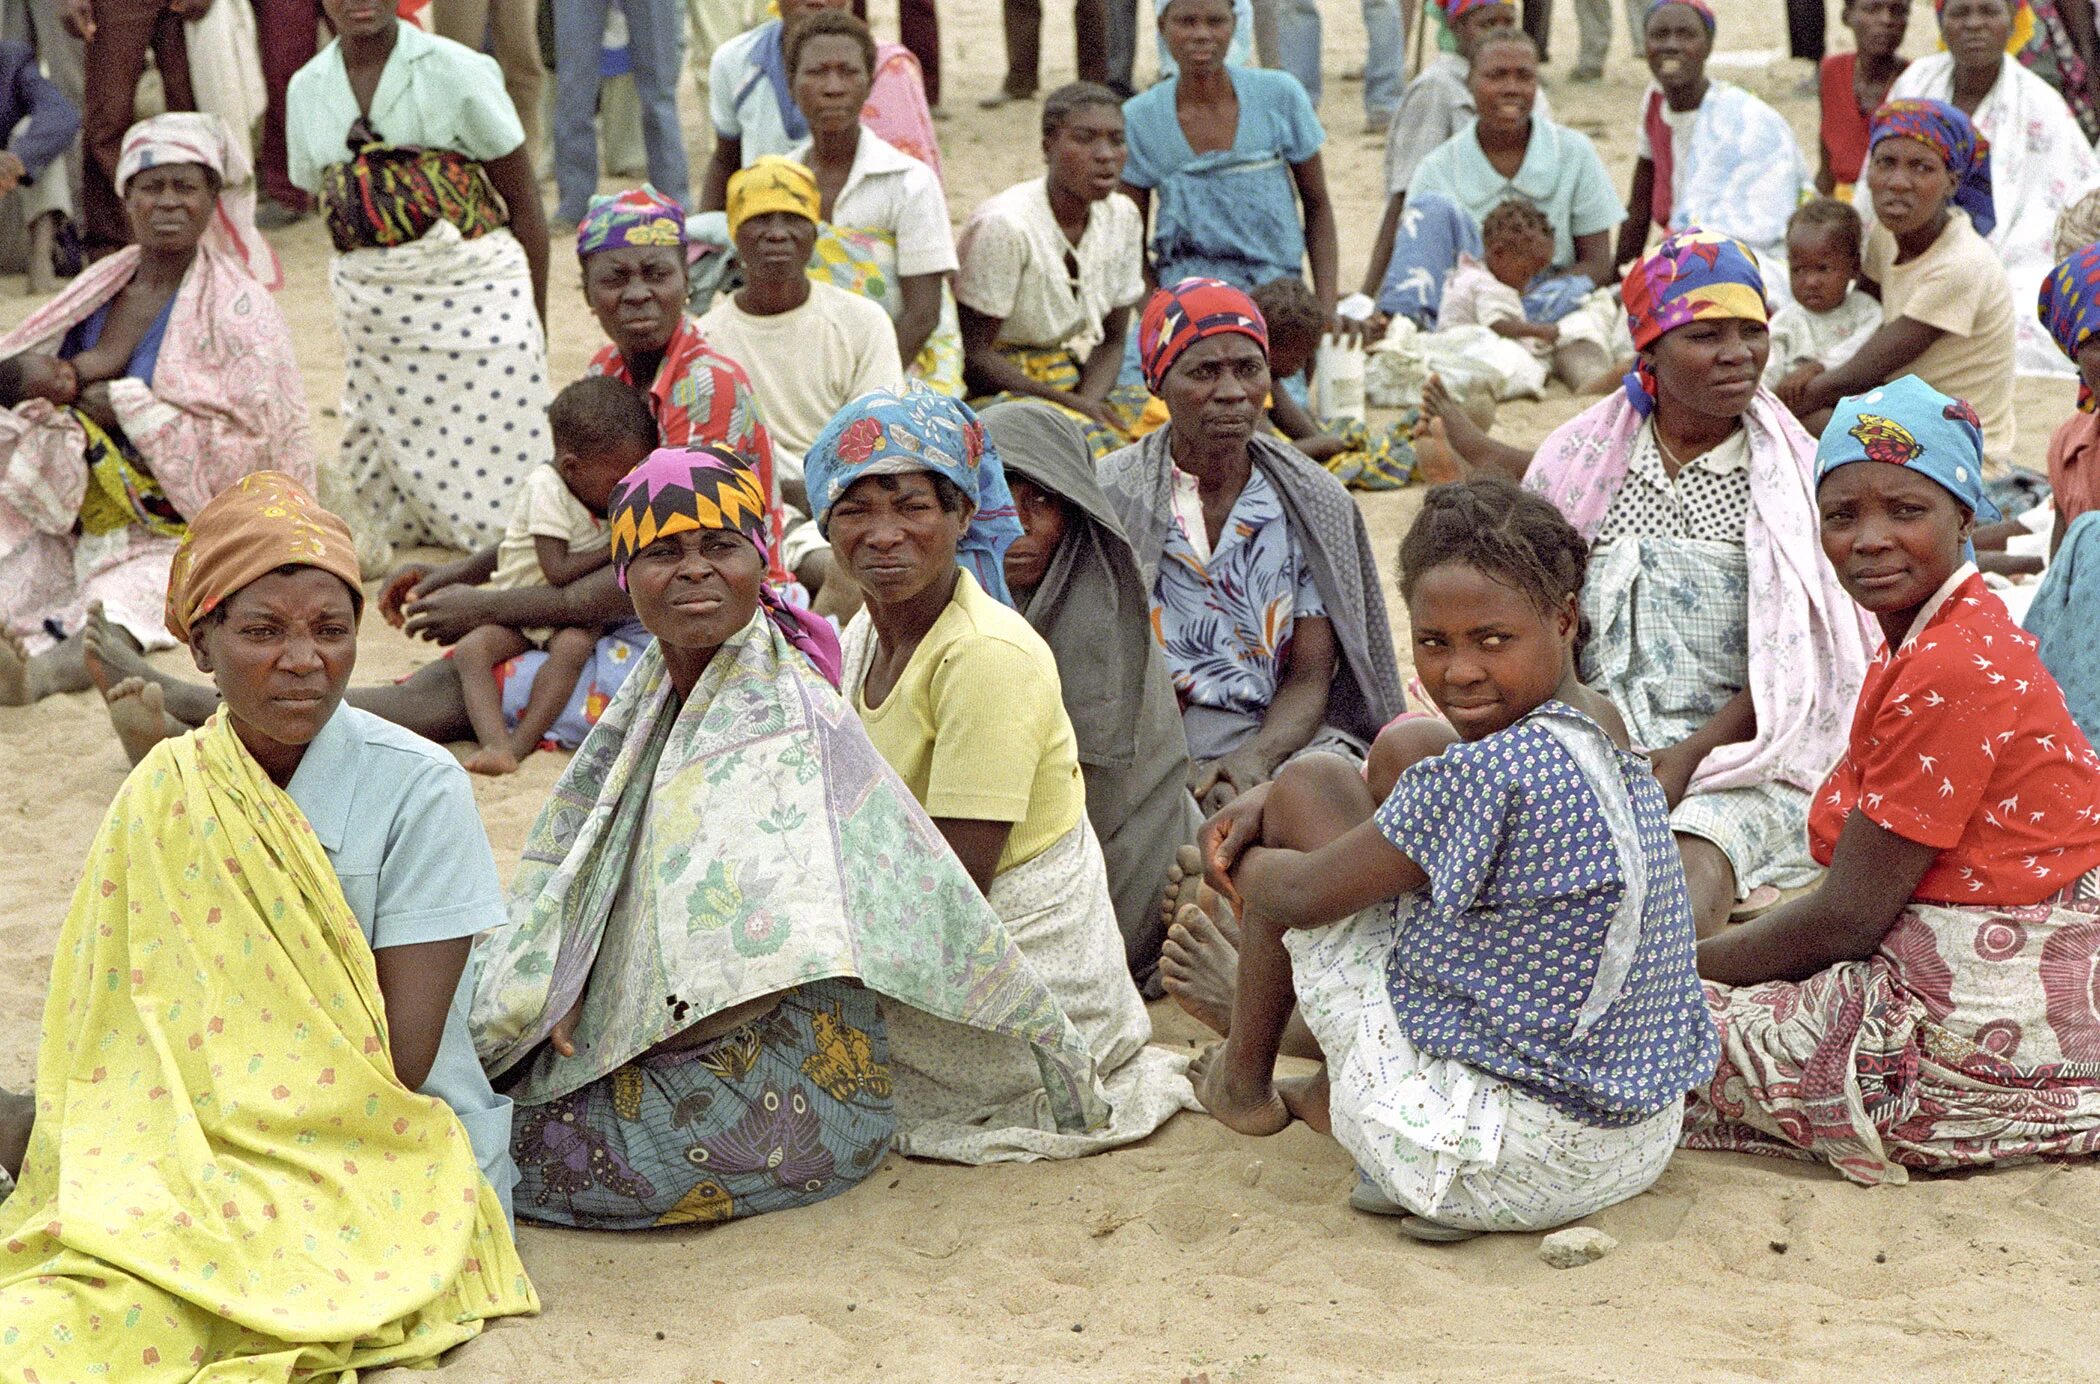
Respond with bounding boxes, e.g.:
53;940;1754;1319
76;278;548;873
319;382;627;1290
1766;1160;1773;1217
1398;1215;1483;1243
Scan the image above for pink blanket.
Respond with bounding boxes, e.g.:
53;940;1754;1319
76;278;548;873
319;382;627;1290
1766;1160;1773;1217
1526;388;1876;795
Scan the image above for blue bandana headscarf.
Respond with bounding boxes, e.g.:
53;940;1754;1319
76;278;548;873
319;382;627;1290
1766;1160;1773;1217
1869;98;1996;239
805;387;1025;607
2040;241;2100;411
1815;376;2002;560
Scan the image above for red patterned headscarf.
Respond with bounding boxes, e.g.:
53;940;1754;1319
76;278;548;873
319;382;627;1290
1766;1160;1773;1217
1136;277;1269;393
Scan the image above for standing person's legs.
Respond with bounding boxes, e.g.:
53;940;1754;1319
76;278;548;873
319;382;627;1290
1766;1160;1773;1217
996;0;1043;98
434;0;547;165
899;0;939;105
1521;0;1551;62
1276;0;1320;104
1623;0;1643;57
627;0;690;208
1360;0;1403;121
1787;0;1825;61
1571;0;1608;75
1247;0;1280;67
1073;0;1107;82
551;0;612;222
12;0;83;214
256;0;321;213
80;0;160;253
1103;0;1137;94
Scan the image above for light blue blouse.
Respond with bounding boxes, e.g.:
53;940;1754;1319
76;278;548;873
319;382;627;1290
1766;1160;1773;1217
1404;116;1623;271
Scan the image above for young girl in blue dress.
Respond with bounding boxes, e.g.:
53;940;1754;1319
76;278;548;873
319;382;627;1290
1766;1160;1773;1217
1195;478;1718;1239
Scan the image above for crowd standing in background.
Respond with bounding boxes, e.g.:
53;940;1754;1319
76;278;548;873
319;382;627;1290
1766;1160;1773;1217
7;0;2100;1373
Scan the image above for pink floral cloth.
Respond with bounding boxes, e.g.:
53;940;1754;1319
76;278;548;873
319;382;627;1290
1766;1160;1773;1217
866;43;942;182
1525;388;1875;796
1682;891;2100;1183
0;245;312;651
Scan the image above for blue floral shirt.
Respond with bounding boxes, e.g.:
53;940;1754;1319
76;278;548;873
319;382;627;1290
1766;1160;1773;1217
1150;466;1325;718
1374;701;1718;1126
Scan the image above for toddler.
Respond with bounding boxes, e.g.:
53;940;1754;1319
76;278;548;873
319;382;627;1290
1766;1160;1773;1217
1249;276;1417;490
1438;202;1616;392
1187;477;1715;1239
0;351;78;409
1763;199;1882;390
444;376;659;776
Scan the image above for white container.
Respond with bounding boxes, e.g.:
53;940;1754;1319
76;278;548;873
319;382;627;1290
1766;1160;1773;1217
1312;333;1368;424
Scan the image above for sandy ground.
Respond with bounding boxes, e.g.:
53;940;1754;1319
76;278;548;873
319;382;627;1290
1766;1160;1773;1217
3;0;2098;1378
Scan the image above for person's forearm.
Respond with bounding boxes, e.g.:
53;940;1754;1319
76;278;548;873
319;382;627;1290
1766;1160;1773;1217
1077;311;1130;400
963;341;1067;401
484;567;633;628
1361;194;1405;300
1677;686;1757;761
895;275;943;368
1697;889;1894;986
1269;390;1320;441
701;142;738;212
1305;199;1340;317
1247;675;1329;774
541;548;612;586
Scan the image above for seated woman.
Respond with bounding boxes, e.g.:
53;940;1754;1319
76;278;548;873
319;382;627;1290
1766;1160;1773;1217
0;112;310;707
1189;478;1716;1239
1100;279;1405;813
785;11;963;394
0;474;534;1373
1779;100;2018;466
1618;0;1810;300
983;401;1201;991
1686;376;2100;1182
700;0;941;207
803;388;1190;1153
1885;0;2099;377
467;446;1166;1226
957;82;1152;458
1524;233;1876;936
287;0;553;552
1373;32;1620;329
1121;0;1340;315
2038;241;2100;545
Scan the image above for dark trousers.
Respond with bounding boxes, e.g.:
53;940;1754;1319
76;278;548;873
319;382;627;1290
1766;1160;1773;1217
1787;0;1825;61
900;0;940;104
82;0;193;252
1103;0;1136;94
1000;0;1108;94
1522;0;1551;61
257;0;320;211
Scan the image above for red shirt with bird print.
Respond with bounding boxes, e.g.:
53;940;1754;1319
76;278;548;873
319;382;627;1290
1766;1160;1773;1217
1808;568;2100;905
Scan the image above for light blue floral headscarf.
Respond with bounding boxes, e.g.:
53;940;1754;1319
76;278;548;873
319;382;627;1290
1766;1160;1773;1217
804;386;1025;607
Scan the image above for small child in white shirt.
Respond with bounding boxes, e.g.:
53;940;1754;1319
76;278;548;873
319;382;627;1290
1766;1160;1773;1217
1763;198;1882;389
1438;200;1616;392
450;377;658;776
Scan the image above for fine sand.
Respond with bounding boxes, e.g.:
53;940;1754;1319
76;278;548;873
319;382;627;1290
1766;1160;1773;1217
3;0;2096;1378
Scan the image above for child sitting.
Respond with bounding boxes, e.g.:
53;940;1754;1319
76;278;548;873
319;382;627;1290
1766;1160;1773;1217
0;350;182;537
1763;199;1882;391
1248;276;1417;491
1189;477;1716;1240
1437;201;1616;393
416;376;659;776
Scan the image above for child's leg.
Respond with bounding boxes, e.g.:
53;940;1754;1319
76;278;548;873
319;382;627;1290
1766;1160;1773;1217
1194;752;1380;1136
454;624;534;775
506;626;598;763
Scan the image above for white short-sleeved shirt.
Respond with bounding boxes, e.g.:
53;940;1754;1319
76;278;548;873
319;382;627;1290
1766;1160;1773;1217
698;280;905;479
284;703;517;1219
491;463;607;594
286;21;525;196
954;178;1144;358
708;24;791;156
787;130;957;277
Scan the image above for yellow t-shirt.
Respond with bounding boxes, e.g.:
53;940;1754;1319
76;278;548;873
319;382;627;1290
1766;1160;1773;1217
1862;212;2017;468
853;568;1086;873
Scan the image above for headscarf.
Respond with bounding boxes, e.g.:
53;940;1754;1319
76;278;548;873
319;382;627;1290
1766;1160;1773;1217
576;184;687;260
725;156;821;237
163;471;362;643
804;386;1025;606
606;444;844;687
1869;98;1997;238
1644;0;1715;31
1814;375;2004;540
115;111;280;291
1440;0;1512;20
2040;242;2100;410
1619;229;1769;415
1136;277;1269;393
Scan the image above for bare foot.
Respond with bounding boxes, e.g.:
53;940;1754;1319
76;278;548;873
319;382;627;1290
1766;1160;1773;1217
103;677;175;764
0;1086;30;1178
1277;1067;1332;1134
1160;842;1228;950
1422;375;1497;473
1413;417;1463;487
86;607;218;725
1161;901;1240;1037
466;745;519;776
1189;1040;1291;1137
0;629;29;707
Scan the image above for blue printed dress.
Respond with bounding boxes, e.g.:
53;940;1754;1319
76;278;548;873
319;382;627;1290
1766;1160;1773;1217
1282;700;1717;1231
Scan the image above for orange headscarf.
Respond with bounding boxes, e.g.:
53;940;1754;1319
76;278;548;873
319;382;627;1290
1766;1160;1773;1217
164;471;363;642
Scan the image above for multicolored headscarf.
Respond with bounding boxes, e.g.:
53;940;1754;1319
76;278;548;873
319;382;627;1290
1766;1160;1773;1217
804;386;1025;607
1136;277;1269;393
606;444;844;687
164;471;363;643
1440;0;1512;21
117;112;279;290
577;185;688;260
1869;98;1996;238
726;156;822;237
2040;242;2100;410
1619;230;1768;415
1644;0;1715;32
1814;376;2003;541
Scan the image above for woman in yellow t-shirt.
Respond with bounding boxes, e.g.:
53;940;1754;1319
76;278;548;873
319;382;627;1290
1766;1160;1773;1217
806;387;1176;1111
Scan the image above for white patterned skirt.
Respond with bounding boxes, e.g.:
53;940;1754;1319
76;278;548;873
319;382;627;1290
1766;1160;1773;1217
1285;903;1682;1232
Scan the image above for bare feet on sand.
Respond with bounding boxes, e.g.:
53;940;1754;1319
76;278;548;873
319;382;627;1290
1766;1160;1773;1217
1161;898;1241;1038
1413;416;1463;486
1160;843;1224;945
0;629;29;706
466;745;520;776
102;677;175;764
1276;1067;1332;1134
1189;1041;1291;1136
0;1085;31;1178
1422;376;1493;472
